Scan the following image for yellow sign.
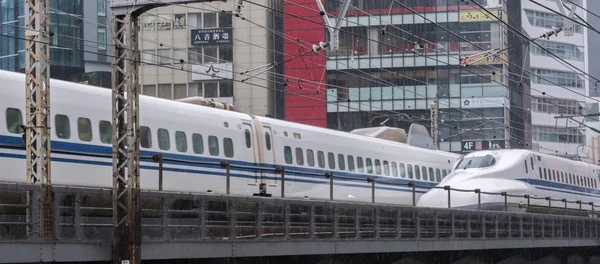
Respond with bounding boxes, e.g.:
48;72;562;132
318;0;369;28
463;52;504;65
459;9;503;22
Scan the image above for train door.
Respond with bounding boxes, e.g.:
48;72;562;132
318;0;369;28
241;121;260;187
262;125;278;187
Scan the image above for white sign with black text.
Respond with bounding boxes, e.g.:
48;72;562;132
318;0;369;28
461;97;509;109
191;63;233;81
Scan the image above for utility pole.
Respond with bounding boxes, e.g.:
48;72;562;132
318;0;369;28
110;2;226;263
111;13;141;264
430;102;439;148
24;0;52;238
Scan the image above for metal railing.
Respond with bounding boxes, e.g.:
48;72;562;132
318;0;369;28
149;154;600;217
0;182;599;243
1;143;598;217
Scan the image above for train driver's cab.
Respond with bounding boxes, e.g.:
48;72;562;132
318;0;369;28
453;154;496;170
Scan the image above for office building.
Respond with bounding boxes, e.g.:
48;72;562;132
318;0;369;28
284;0;531;154
137;1;284;118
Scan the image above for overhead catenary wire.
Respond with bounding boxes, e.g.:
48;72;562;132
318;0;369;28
18;0;584;153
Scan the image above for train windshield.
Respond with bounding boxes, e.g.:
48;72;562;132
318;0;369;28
454;154;496;170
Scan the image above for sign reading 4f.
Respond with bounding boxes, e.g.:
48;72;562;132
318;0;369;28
191;28;233;46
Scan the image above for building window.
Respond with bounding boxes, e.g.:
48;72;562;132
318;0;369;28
203;12;217;28
97;0;106;16
218;11;232;27
525;10;583;33
173;14;186;29
97;27;106;50
531;97;580;115
157;84;171;99
533;126;585;144
532;68;584;88
531;40;583;61
157;49;171;65
188;81;233;98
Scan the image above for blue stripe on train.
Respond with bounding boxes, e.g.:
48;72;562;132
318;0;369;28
0;135;430;194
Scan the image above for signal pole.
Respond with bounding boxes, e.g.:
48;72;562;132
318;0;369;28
24;0;52;238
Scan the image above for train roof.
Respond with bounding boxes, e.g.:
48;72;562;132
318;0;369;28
1;69;460;158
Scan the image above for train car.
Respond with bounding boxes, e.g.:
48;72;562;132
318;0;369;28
0;70;460;205
417;149;600;213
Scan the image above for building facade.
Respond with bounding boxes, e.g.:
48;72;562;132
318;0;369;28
284;0;531;154
0;0;112;86
137;0;284;118
523;0;590;159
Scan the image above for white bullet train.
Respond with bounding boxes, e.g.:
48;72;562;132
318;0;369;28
0;70;461;205
417;149;600;213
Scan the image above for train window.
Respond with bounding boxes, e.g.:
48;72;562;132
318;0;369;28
366;158;373;174
296;148;304;166
99;120;111;144
244;129;251;148
577;176;580;186
400;163;406;178
307;149;315;167
543;168;547;180
158;129;170;150
77;117;92;142
192;133;204;154
175;131;187;153
348;156;355;172
328;152;335;170
538;168;542;179
317;151;325;168
429;168;434;181
140;126;151;148
530;157;534;170
407;165;414;179
383;161;390;176
422;166;427;181
436;169;441;182
55;114;70;139
552;170;556;182
391;162;398;177
443;170;448;177
224;138;234;157
338;154;345;170
524;160;528;174
357;157;364;172
375;159;381;175
6;108;22;134
208;136;219;156
265;132;271;150
293;133;301;139
561;172;564;183
588;178;591;188
284;146;292;164
415;165;421;180
569;174;572;184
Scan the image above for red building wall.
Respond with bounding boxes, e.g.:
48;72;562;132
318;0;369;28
283;0;327;127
